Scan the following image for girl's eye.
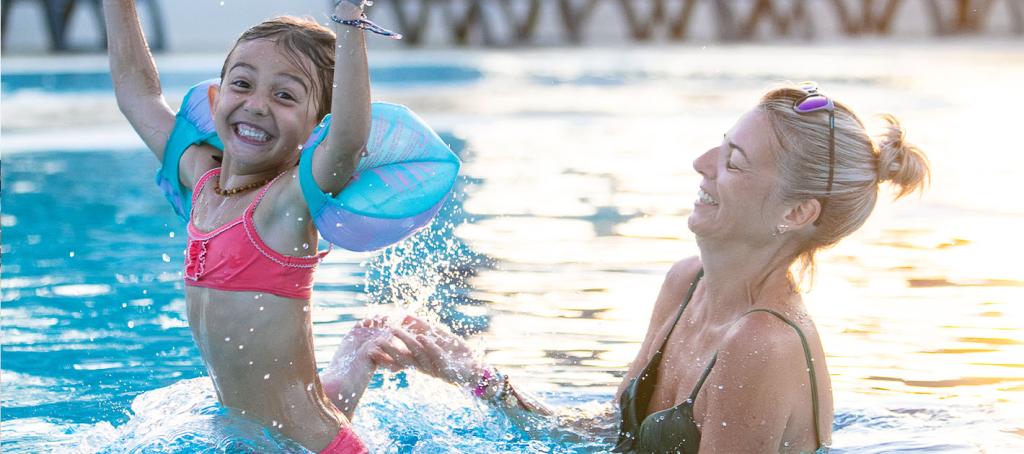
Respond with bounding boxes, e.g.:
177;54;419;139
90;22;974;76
276;92;295;101
726;161;740;170
230;80;250;89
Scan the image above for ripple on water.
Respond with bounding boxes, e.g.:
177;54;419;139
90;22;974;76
49;284;112;297
0;371;81;408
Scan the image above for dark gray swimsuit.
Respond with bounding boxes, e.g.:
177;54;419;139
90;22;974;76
614;269;823;453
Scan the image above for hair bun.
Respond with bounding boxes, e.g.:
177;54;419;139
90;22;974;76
875;114;930;199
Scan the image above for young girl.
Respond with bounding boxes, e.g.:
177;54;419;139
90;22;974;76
103;1;431;452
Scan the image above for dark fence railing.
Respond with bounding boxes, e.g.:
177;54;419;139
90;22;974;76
380;0;1024;45
2;0;1021;52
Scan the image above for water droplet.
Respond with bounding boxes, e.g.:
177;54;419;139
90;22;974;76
69;251;75;257
127;321;135;328
241;410;245;415
335;222;342;227
259;306;264;311
264;373;270;380
297;217;304;222
784;441;791;447
285;212;290;217
249;361;254;366
307;384;314;391
238;345;244;350
272;420;277;427
168;231;175;238
303;305;309;312
224;337;231;342
717;385;724;390
721;421;727;427
122;303;128;308
249;328;255;332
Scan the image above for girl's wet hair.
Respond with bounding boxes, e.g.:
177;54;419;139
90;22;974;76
220;16;336;121
758;86;930;283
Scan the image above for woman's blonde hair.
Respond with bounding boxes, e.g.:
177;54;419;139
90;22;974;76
758;86;930;283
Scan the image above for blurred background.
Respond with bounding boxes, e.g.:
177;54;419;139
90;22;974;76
3;1;1023;452
2;0;1022;52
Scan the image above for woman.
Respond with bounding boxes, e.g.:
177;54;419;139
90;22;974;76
377;83;930;452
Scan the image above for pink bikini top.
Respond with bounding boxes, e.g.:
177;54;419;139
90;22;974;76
184;168;328;300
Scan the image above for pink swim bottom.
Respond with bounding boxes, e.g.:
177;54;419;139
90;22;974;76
319;426;368;454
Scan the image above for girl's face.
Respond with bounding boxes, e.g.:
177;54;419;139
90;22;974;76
212;38;320;170
688;110;787;243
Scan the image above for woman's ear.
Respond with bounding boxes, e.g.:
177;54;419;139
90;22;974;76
208;84;219;113
783;198;822;231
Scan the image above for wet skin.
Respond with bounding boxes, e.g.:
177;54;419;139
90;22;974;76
183;39;343;451
616;111;834;453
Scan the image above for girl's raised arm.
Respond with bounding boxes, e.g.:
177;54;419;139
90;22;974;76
102;0;176;160
312;0;372;196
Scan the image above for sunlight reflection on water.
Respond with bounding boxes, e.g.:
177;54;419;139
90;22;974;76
3;42;1023;452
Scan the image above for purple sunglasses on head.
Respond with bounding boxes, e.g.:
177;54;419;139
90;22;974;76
793;82;835;227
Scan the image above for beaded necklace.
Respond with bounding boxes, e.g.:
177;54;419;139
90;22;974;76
213;176;274;196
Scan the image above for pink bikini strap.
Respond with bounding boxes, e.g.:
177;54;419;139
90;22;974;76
190;167;222;217
245;170;290;215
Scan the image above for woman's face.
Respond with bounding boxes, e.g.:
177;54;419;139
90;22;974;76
688;109;786;243
212;38;320;170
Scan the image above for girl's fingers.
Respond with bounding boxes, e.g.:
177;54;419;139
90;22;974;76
390;328;439;375
377;338;415;369
400;315;434;335
415;334;448;371
368;349;396;369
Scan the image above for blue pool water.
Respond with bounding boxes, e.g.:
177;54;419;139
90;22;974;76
4;43;1024;452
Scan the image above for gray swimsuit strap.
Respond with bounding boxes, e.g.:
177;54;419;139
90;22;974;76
743;308;823;448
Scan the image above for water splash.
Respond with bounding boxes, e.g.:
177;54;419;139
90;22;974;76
363;174;491;336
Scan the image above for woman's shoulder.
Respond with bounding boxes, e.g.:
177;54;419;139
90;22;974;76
648;257;703;317
663;256;703;291
716;306;815;382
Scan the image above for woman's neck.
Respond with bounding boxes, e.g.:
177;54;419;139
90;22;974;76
696;237;797;324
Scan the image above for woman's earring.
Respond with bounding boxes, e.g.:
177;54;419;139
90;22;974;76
775;224;789;236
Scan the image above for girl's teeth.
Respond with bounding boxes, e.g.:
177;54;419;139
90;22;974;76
237;125;270;142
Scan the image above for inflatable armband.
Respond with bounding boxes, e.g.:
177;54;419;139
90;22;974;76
158;79;460;252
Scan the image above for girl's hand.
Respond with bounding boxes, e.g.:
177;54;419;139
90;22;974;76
382;315;485;389
321;316;415;418
329;316;405;373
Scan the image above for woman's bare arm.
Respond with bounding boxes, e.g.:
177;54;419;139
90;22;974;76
697;313;808;453
102;0;176;160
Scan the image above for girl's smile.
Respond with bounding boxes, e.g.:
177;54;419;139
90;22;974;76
212;38;319;170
